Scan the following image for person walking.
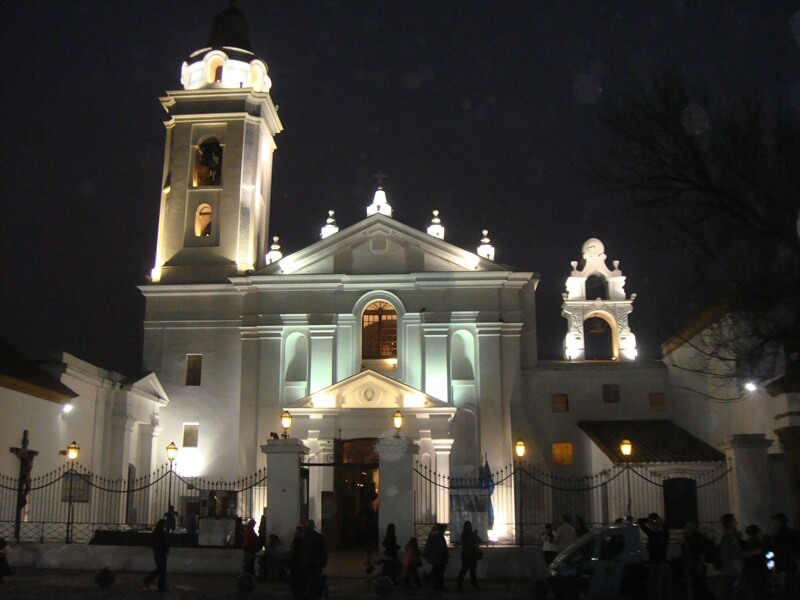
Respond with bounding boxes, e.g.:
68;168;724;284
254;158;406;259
424;523;450;591
541;523;558;566
242;518;261;575
554;514;577;554
457;520;482;590
143;519;170;591
288;525;308;600
719;513;744;600
681;520;713;600
404;536;422;588
379;523;401;582
769;512;798;599
742;524;768;599
163;504;178;533
638;512;671;600
303;520;328;600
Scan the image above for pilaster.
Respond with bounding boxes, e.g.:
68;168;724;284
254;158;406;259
261;438;309;545
774;425;800;526
377;437;420;546
722;434;773;530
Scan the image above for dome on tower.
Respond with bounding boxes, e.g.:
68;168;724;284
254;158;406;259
181;3;271;92
207;3;252;51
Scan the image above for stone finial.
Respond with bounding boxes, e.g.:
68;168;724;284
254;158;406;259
427;209;445;239
320;210;339;239
477;229;495;261
265;235;283;264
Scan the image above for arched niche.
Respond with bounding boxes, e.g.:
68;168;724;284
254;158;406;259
285;332;309;382
450;330;475;381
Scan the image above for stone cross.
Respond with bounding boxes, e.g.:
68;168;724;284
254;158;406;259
9;429;38;540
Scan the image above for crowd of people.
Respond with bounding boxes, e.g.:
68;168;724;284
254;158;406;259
539;511;799;599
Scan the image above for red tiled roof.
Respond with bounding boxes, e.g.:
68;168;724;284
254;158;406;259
578;419;725;464
0;339;77;404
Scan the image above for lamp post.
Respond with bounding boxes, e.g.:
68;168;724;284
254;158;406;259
60;441;80;543
620;439;633;520
393;410;403;438
281;411;292;439
166;441;178;519
514;439;525;545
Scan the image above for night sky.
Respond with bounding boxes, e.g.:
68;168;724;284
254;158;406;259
2;1;798;375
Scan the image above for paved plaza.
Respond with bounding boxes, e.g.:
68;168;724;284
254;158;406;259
1;568;538;599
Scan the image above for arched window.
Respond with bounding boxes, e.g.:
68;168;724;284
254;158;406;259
208;56;225;84
250;63;265;91
193;138;223;187
194;203;213;237
361;301;397;360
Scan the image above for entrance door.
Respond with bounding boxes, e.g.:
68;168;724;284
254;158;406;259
327;438;379;550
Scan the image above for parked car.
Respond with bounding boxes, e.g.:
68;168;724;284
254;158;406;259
546;522;647;599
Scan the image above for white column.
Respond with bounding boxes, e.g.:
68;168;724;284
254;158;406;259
433;439;453;525
378;437;420;546
722;434;773;530
261;438;309;544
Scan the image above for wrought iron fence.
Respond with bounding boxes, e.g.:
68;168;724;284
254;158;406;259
413;461;730;547
0;463;267;543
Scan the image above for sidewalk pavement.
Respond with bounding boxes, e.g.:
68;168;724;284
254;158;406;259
1;568;538;599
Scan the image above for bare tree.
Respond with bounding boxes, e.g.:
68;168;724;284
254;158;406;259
590;68;800;394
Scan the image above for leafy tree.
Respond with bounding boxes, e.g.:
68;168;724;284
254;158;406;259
590;68;800;396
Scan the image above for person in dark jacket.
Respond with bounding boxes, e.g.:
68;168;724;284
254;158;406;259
379;523;401;582
425;523;449;591
303;520;328;600
638;513;670;600
143;519;169;591
770;512;798;599
457;520;482;590
242;518;261;575
681;520;714;600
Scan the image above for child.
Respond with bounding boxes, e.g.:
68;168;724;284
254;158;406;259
404;536;422;587
0;538;13;581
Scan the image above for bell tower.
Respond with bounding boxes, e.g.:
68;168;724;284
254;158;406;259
561;238;638;361
150;3;282;284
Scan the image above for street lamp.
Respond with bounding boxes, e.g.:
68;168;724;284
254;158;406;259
60;441;80;543
281;411;292;439
620;439;633;520
514;439;525;545
515;439;526;459
166;442;178;521
393;410;403;437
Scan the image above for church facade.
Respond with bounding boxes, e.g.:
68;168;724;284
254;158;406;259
6;4;793;544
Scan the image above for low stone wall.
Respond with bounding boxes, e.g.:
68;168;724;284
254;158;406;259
8;542;543;580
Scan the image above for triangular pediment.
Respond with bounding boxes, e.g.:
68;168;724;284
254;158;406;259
254;214;510;276
286;369;449;410
122;372;170;406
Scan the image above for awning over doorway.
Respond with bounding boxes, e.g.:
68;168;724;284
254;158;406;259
578;419;725;464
